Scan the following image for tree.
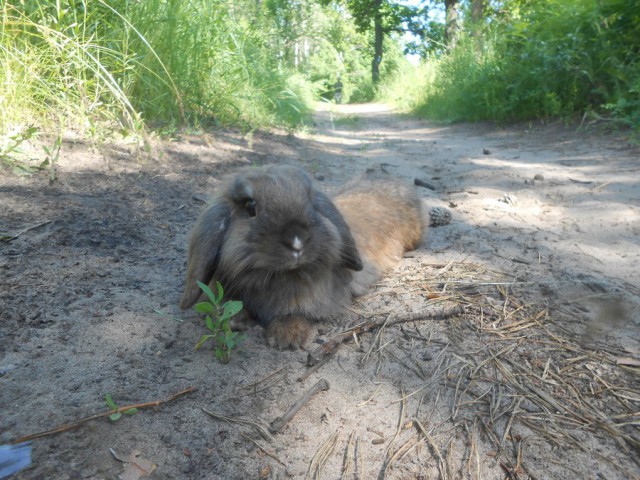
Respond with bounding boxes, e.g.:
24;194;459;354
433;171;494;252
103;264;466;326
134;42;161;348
321;0;423;83
471;0;485;24
443;0;460;47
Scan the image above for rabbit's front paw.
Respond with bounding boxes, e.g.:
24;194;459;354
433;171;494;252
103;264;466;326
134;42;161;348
265;316;312;350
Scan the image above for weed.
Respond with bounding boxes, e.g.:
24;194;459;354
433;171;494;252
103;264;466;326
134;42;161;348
104;394;138;422
194;281;244;364
42;135;61;185
0;126;45;175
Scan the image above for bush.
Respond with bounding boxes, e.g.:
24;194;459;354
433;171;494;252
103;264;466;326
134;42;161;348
390;0;640;130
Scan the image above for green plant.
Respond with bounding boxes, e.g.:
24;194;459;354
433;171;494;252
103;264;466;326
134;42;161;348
105;394;138;422
387;0;640;131
1;0;317;146
0;126;45;175
42;135;62;184
194;281;244;364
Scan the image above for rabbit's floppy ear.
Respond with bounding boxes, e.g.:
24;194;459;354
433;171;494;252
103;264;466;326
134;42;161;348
312;190;363;271
179;202;231;309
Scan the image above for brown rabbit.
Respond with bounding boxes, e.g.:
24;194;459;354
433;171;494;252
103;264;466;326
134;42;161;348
180;165;425;350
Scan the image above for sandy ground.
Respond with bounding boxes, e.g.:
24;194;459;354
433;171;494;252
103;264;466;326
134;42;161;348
1;103;639;480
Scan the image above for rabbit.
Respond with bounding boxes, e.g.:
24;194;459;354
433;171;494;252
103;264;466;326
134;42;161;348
179;165;425;350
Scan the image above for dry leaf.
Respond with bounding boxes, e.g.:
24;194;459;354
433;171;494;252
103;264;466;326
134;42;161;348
119;450;157;480
259;464;272;479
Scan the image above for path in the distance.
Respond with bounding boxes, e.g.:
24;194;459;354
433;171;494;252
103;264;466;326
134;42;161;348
303;102;640;353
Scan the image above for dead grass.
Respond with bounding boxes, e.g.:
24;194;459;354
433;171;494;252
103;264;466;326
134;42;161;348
367;260;640;478
195;260;640;479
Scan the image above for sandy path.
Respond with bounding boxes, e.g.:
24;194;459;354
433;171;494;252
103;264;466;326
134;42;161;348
1;103;638;479
307;103;639;351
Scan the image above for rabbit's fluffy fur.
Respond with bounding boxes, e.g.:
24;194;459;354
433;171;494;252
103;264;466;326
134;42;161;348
180;165;425;349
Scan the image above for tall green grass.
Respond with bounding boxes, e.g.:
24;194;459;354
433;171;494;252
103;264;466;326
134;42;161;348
385;0;640;130
0;1;148;134
0;0;312;145
125;0;312;128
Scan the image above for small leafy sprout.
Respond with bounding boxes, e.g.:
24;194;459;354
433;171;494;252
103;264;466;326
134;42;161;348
194;281;244;363
42;135;62;185
105;394;138;422
0;126;42;175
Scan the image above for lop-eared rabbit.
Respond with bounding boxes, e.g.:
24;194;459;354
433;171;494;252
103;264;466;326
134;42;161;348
180;165;425;349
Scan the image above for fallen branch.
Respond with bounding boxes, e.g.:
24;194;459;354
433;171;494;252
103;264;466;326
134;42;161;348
1;220;52;242
11;387;196;444
304;304;465;372
270;379;330;434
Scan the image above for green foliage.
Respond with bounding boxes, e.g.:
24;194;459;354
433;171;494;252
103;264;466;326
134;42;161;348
342;0;422;36
1;0;412;145
105;394;138;422
0;0;314;141
125;0;313;128
0;1;147;135
388;0;640;131
0;126;41;175
194;281;244;364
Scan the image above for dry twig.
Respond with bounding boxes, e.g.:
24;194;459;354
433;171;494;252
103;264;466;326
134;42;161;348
12;387;196;444
270;379;330;434
304;304;465;373
306;429;341;480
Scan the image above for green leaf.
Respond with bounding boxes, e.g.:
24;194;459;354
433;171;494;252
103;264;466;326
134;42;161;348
195;334;214;350
222;301;243;320
205;315;214;332
124;408;138;415
195;302;215;315
215;281;224;303
105;393;118;410
197;281;218;304
109;412;122;422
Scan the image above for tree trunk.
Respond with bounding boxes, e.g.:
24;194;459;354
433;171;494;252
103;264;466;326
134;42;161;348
471;0;485;37
471;0;485;23
372;0;383;83
444;0;460;49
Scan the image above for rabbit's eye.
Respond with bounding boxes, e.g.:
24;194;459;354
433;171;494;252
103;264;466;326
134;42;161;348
244;199;257;217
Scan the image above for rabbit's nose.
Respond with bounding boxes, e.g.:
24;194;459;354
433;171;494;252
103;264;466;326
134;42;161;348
290;236;303;252
284;235;304;260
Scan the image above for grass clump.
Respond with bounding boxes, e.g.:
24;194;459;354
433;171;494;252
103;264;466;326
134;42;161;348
127;0;312;129
0;126;41;174
0;1;159;143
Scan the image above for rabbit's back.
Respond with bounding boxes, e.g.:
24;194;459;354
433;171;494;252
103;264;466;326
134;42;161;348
334;176;425;296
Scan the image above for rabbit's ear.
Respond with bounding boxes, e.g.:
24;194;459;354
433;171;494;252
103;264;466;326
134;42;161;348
179;202;231;309
312;190;363;272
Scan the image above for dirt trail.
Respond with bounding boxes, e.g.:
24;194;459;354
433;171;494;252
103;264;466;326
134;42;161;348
1;104;639;479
